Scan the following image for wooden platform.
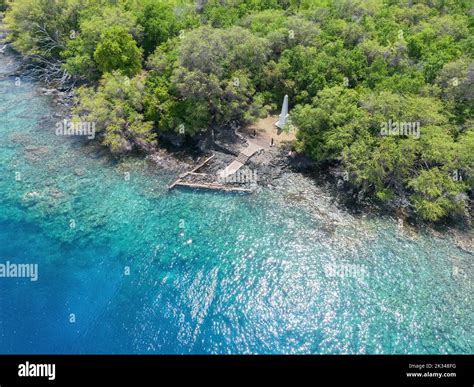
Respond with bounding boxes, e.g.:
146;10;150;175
172;182;252;193
168;154;252;193
168;155;215;190
220;142;262;177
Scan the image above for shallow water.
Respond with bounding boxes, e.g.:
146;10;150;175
0;52;472;354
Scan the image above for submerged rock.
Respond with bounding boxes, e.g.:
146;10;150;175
451;230;474;254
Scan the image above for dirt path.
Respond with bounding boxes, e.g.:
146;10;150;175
238;115;297;149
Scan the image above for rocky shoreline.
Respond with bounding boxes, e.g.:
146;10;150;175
2;21;472;253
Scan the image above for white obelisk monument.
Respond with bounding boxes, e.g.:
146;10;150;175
275;94;289;129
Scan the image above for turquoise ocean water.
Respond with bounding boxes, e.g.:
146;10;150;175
0;52;472;354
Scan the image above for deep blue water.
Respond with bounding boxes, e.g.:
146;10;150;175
0;52;472;354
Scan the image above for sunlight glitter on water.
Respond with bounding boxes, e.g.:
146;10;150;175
0;53;472;354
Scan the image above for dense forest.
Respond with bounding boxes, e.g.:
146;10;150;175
2;0;473;222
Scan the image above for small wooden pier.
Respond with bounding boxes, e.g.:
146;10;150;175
168;154;252;193
171;181;252;193
219;142;262;178
168;154;215;190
